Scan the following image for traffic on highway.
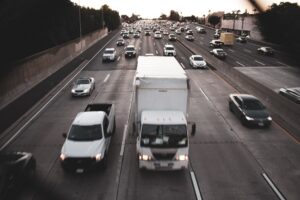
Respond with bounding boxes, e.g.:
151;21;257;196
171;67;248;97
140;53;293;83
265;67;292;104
1;19;300;200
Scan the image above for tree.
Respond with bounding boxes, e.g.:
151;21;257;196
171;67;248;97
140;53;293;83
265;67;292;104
256;2;300;58
160;14;167;20
168;10;180;21
208;15;220;27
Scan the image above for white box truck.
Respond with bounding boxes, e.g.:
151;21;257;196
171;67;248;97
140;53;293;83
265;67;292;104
134;56;195;170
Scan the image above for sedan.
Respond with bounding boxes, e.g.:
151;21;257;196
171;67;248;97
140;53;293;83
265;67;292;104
189;55;207;69
0;152;36;199
168;34;177;41
116;38;125;46
210;48;227;59
236;36;247;43
71;77;95;96
257;47;274;56
279;87;300;103
185;35;195;41
229;94;272;127
209;40;223;48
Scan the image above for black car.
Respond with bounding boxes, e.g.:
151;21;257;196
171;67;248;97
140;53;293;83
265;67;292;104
210;48;227;59
229;94;272;127
0;152;36;199
279;87;300;103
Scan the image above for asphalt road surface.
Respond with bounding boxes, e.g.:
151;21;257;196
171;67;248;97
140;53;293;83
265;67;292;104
2;25;300;200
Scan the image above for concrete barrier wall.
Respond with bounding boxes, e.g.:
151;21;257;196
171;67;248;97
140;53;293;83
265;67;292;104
178;39;300;141
0;28;108;110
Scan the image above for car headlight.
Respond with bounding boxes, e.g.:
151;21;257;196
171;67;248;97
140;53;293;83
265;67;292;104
60;153;66;161
267;116;272;121
95;153;102;161
245;116;254;121
176;155;188;161
139;154;152;161
83;89;89;93
71;89;76;93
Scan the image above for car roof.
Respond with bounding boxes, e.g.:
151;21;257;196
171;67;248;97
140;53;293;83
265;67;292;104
126;45;135;48
105;48;115;51
164;44;174;47
230;93;257;101
191;55;203;58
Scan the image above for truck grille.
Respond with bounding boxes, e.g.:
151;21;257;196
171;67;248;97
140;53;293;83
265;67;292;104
152;153;175;160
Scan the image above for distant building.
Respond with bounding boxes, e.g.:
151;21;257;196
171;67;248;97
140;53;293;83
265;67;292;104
221;15;263;41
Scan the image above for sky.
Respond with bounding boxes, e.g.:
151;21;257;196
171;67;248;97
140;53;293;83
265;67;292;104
71;0;300;19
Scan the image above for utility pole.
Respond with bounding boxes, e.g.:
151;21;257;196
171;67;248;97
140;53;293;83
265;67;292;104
78;0;82;54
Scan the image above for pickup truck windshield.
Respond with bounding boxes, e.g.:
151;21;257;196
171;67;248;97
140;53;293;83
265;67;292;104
68;125;102;141
141;124;187;148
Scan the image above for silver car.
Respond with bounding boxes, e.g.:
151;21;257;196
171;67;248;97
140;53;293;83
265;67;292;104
71;77;95;96
189;55;207;69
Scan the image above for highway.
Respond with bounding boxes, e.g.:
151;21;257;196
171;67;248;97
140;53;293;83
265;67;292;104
1;24;300;200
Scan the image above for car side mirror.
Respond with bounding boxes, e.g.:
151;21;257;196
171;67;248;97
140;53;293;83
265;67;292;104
62;133;67;138
190;122;196;136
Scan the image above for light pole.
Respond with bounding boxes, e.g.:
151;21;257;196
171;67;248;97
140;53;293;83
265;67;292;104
78;0;82;53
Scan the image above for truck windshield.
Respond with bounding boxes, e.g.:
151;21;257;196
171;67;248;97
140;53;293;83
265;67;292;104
68;125;102;141
141;124;187;148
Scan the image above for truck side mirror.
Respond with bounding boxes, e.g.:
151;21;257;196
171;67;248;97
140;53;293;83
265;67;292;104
62;133;67;138
191;123;196;136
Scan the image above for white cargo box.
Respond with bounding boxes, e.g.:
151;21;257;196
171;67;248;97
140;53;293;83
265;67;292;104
134;56;189;121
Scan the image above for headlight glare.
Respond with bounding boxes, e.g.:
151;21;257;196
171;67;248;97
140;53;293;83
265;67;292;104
176;155;188;161
60;153;66;161
95;153;102;161
245;116;254;121
139;154;151;161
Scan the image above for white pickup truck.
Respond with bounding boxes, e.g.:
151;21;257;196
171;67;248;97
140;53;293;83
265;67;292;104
60;103;115;172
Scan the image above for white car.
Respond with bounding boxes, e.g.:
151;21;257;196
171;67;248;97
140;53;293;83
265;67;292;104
163;44;176;56
163;31;169;35
210;48;227;59
154;31;162;39
102;48;117;62
175;29;181;35
71;77;95;96
189;55;207;69
125;45;137;58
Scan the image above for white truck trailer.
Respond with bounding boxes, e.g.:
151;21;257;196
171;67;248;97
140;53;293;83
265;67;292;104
134;56;195;170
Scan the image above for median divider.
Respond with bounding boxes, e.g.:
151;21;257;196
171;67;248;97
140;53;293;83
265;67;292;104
177;38;300;142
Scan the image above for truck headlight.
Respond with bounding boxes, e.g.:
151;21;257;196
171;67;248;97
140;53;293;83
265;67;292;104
95;153;102;161
267;116;272;121
176;155;188;161
245;116;254;121
60;153;66;161
139;154;152;161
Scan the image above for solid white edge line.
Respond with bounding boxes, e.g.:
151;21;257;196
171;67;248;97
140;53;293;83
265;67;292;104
255;60;266;66
277;61;289;67
192;78;210;102
262;173;285;200
236;61;245;67
180;62;186;69
103;74;110;83
190;171;202;200
0;32;119;151
120;124;128;156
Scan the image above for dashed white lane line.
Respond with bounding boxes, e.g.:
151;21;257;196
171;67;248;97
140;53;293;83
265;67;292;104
117;56;120;61
103;74;110;83
236;61;245;67
277;61;289;67
120;124;128;156
0;33;119;151
156;50;159;55
243;49;251;53
180;62;186;69
262;173;286;200
255;60;266;66
154;42;156;46
190;171;202;200
228;49;234;53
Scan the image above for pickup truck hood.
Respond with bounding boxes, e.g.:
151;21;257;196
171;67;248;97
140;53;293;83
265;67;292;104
62;139;105;157
73;84;90;91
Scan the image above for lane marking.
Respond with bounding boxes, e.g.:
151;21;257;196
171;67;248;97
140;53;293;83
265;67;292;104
117;56;120;61
191;78;210;102
103;74;110;83
255;60;266;66
190;171;202;200
243;49;252;53
0;32;119;151
156;50;159;55
276;61;289;67
236;61;245;67
262;173;286;200
154;42;156;46
180;62;186;69
228;49;234;53
120;124;128;156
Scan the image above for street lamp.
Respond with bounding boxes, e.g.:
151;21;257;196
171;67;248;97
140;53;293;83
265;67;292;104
78;0;82;54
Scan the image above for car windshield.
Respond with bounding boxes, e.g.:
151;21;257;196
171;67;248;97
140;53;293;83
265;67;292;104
216;50;224;54
76;79;90;84
68;125;102;141
126;47;135;51
166;47;174;50
141;124;187;148
243;99;265;110
194;56;203;61
104;50;114;54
